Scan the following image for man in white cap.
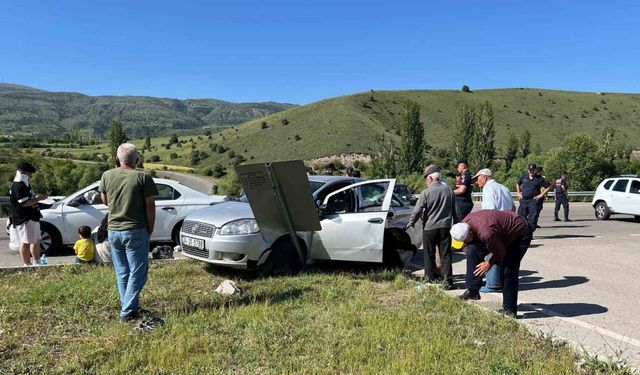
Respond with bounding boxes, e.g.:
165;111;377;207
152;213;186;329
450;210;533;317
407;164;458;288
473;168;515;293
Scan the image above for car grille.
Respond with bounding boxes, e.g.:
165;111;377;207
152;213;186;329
182;244;210;259
182;220;216;237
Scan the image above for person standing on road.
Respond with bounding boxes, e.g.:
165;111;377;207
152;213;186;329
515;163;551;231
407;165;458;288
100;143;158;323
473;168;515;293
554;171;571;222
534;166;549;228
10;162;48;267
451;210;533;317
453;160;474;220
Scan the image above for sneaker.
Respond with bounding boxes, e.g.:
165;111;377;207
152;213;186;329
459;289;480;301
498;309;517;318
119;309;143;324
564;218;572;222
479;286;502;293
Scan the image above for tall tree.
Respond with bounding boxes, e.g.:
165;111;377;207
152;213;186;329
519;129;531;159
452;105;476;163
144;136;152;151
504;133;519;171
369;135;398;178
109;120;127;161
399;101;424;174
601;126;616;159
473;102;496;168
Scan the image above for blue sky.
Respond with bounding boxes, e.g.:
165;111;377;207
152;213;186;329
1;1;638;104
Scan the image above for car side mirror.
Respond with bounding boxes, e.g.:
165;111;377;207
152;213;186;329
67;198;81;207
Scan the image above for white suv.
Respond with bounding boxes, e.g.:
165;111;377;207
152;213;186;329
592;175;640;221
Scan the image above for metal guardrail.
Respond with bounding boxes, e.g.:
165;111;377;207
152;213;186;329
472;191;595;200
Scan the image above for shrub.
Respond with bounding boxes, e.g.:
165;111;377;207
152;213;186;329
281;119;290;125
261;121;268;129
294;134;302;141
150;155;160;162
461;85;471;93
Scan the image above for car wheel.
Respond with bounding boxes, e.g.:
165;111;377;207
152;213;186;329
171;221;183;246
634;216;640;223
594;202;611;220
40;222;62;255
258;240;302;277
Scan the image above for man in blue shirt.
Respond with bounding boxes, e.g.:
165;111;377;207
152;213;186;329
474;168;515;293
516;163;551;231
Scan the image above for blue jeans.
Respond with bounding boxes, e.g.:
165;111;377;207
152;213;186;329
109;228;150;317
485;263;504;289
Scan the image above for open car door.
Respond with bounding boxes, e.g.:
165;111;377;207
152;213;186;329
310;179;396;263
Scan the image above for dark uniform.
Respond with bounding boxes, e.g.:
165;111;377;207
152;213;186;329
554;175;570;221
517;172;550;231
535;168;547;227
455;170;474;220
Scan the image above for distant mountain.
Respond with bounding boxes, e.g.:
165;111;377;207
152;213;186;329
0;83;297;138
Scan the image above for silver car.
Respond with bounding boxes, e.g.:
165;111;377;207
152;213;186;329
180;176;413;273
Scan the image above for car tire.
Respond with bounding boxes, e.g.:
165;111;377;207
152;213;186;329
634;216;640;223
594;202;611;220
382;228;414;268
171;221;183;246
40;222;62;255
258;239;302;277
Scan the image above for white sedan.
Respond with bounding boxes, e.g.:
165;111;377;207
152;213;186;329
32;178;224;254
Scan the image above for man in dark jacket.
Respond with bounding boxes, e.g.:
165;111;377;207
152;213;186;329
407;165;458;287
10;162;48;266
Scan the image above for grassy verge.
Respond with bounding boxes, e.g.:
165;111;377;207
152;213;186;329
0;261;630;374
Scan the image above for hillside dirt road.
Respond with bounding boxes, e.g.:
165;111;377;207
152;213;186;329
156;170;217;195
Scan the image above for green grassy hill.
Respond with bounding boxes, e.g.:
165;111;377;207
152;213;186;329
0;83;296;138
164;88;640;168
18;88;640;170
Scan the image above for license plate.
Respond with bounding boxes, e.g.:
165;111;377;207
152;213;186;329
182;236;204;250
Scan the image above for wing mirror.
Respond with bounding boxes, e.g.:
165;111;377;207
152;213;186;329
66;198;82;207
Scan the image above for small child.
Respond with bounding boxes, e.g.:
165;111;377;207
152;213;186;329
73;226;95;264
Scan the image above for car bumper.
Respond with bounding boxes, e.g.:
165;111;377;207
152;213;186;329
179;230;263;270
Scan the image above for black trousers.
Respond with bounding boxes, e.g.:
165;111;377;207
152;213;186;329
423;227;452;282
517;198;539;231
554;196;569;220
456;199;474;221
465;226;532;312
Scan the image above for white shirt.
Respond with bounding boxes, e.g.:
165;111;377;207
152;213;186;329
481;179;514;211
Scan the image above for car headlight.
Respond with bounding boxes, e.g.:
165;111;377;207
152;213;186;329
219;219;260;235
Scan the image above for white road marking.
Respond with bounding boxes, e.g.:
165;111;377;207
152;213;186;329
628;234;640;237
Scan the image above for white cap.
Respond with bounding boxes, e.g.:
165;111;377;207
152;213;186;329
450;223;470;249
472;168;492;179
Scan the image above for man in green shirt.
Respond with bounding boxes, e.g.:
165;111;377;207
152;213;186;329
99;143;158;323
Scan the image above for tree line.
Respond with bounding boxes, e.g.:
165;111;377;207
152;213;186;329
369;101;639;192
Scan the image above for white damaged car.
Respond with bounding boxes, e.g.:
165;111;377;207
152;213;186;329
180;176;415;274
16;178;225;254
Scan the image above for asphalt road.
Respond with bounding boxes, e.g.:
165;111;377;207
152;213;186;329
438;203;640;369
156;170;216;195
2;203;639;368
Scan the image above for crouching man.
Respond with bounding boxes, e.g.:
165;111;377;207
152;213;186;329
450;210;533;317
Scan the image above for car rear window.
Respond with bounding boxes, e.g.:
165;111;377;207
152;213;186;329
603;180;614;190
630;180;640;194
612;179;628;193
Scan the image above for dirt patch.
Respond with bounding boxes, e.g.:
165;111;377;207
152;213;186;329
306;153;371;168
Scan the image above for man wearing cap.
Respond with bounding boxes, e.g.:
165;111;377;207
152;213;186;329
10;162;48;266
515;163;551;231
473;168;515;293
453;160;474;220
450;210;533;317
407;165;458;287
554;171;571;222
